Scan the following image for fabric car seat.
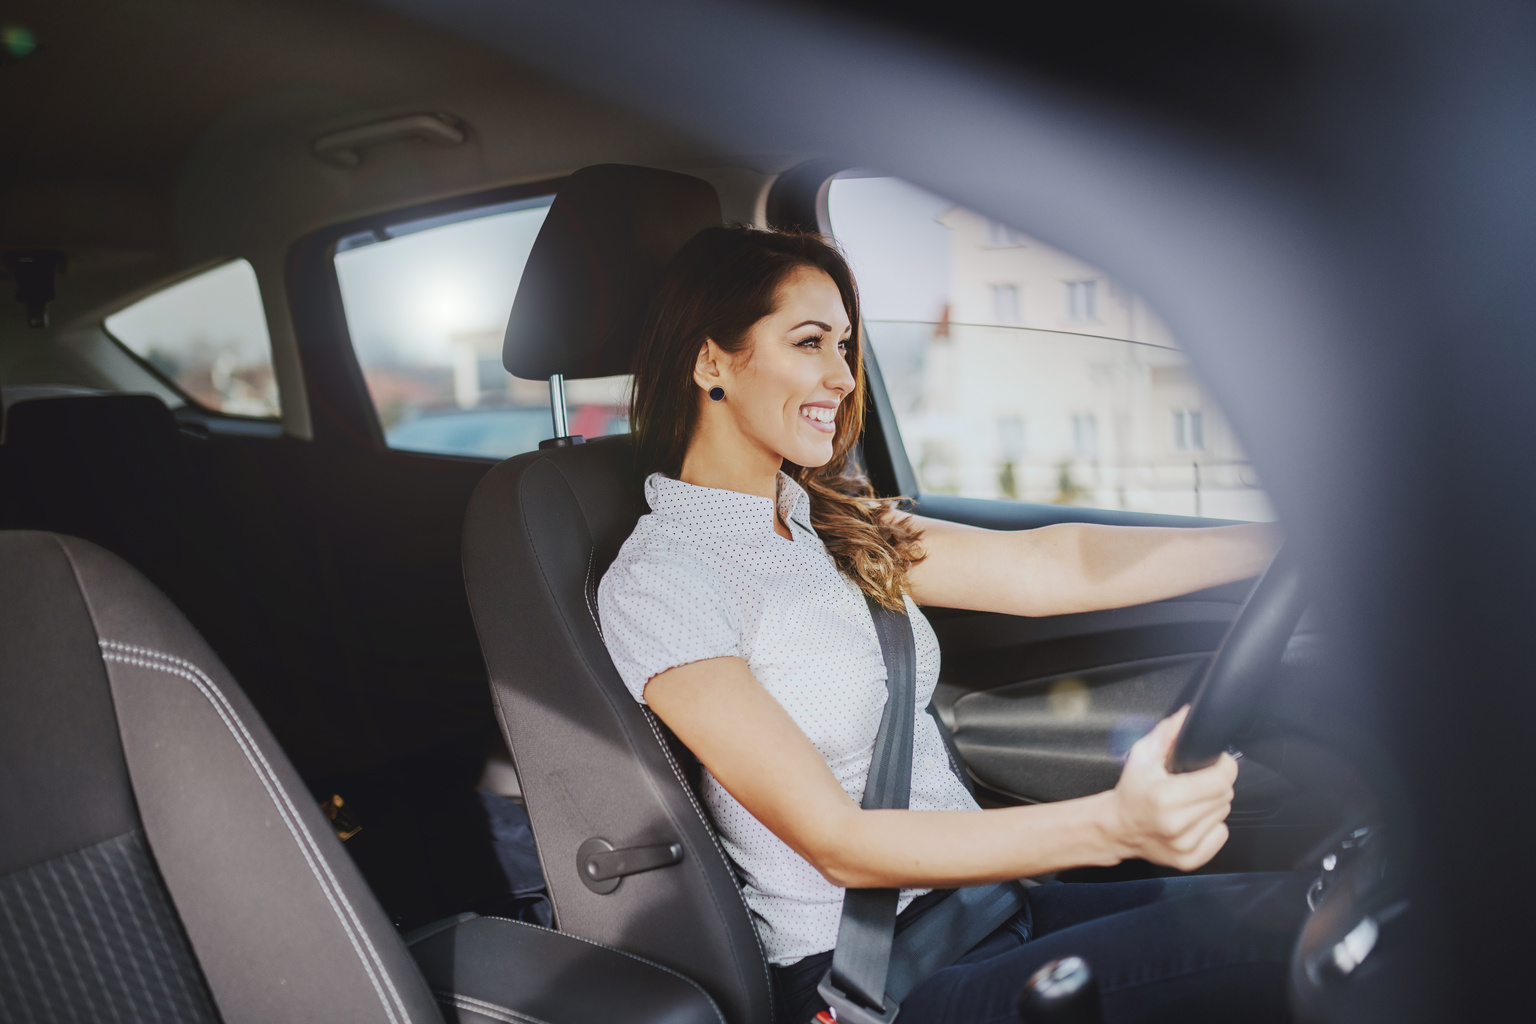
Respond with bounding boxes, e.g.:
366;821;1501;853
460;164;779;1024
0;529;722;1024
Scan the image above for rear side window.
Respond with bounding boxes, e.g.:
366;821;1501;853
829;176;1273;521
104;259;279;418
333;196;630;459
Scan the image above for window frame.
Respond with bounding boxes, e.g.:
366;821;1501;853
286;176;568;459
99;257;283;425
1064;278;1101;322
766;161;922;499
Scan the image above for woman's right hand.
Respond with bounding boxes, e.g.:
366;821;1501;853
1108;706;1237;871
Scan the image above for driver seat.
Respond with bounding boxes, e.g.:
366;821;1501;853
460;165;777;1024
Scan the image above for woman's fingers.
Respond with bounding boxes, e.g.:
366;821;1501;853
1113;709;1235;865
1138;751;1235;842
1154;753;1236;808
1129;706;1188;769
1150;791;1232;847
1165;800;1234;855
1160;822;1230;872
1183;821;1231;869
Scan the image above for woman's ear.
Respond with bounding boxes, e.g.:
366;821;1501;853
693;338;724;391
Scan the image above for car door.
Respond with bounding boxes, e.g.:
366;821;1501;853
279;180;633;767
805;172;1331;871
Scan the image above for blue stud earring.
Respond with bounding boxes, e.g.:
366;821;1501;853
708;386;725;402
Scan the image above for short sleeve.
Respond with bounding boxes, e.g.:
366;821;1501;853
597;544;741;704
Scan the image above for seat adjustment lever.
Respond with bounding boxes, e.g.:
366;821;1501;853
577;837;683;894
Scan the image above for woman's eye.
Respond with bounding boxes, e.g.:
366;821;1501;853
796;334;825;349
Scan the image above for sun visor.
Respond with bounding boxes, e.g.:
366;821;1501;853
504;164;722;381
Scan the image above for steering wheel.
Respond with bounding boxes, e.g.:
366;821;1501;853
1169;544;1308;773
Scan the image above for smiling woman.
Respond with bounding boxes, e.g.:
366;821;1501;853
600;224;1290;1024
629;225;926;607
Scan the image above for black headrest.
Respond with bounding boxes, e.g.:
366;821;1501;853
3;393;176;448
503;164;722;380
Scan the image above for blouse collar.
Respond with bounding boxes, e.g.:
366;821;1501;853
644;471;815;538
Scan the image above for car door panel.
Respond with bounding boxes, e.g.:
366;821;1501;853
949;652;1209;802
906;493;1257;805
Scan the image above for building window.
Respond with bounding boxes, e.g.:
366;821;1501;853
987;221;1023;247
991;283;1021;325
1072;412;1098;460
1172;409;1205;451
1065;280;1099;321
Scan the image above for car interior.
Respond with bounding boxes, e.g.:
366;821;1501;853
5;0;1515;1021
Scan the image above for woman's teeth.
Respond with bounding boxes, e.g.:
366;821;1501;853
801;406;835;423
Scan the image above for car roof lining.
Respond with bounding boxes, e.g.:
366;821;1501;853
1;0;818;438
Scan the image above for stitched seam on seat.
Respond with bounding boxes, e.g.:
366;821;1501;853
640;708;773;1019
99;640;411;1024
433;991;549;1024
514;456;764;1021
480;917;727;1024
583;547;603;640
403;912;478;949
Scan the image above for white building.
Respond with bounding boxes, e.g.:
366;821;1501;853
868;206;1271;520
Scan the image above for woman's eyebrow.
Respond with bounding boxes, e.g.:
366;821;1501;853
791;319;833;331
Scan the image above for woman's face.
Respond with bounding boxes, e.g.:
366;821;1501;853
700;265;857;469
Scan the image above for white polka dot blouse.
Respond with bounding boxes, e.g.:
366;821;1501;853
597;471;981;966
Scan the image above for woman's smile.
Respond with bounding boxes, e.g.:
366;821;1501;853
799;401;839;433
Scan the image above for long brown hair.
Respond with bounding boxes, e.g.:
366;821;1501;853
630;225;924;609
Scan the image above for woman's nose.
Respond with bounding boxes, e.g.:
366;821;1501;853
825;352;856;394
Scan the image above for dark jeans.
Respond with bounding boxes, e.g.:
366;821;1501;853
773;872;1310;1024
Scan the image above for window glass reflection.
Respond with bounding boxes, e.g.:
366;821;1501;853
334;195;630;459
105;259;279;418
829;175;1271;521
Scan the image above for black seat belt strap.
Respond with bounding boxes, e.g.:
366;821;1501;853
817;594;917;1024
818;596;1032;1022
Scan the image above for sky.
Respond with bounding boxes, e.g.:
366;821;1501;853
105;258;272;364
826;176;953;323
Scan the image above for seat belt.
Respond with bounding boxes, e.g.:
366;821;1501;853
817;596;1027;1023
816;595;918;1024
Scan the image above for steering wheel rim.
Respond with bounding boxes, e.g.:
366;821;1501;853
1169;544;1307;773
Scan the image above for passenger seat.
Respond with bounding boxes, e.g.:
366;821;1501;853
0;530;723;1024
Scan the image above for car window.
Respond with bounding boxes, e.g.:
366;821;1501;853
104;258;280;418
828;175;1273;521
333;195;630;459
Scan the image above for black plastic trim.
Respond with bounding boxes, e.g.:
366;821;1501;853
768;160;921;498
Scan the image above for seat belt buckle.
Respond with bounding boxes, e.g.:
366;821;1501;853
817;969;899;1024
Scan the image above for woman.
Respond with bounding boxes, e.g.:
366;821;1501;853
598;226;1307;1023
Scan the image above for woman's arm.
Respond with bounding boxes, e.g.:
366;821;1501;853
901;515;1281;617
645;656;1236;889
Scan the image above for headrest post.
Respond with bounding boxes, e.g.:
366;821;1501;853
549;373;568;438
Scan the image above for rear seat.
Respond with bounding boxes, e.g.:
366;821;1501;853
0;391;539;928
0;393;217;615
